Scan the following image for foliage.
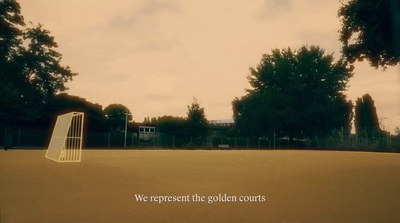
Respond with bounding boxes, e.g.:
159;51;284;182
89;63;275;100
21;24;76;100
338;0;400;68
104;104;132;131
232;93;273;137
233;45;353;140
0;0;27;124
0;0;24;60
395;127;400;136
44;93;107;131
143;116;157;124
151;99;209;140
154;115;187;137
186;98;209;139
0;0;76;125
354;94;382;139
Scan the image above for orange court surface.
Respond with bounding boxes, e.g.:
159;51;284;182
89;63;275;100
1;149;400;223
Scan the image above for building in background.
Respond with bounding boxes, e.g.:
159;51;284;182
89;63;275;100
208;119;235;127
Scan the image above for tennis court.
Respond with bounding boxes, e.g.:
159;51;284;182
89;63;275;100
1;149;400;222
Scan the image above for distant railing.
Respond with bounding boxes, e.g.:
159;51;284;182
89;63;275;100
1;127;399;152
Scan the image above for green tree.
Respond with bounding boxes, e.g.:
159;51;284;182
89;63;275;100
233;45;353;140
395;127;400;136
0;0;24;62
0;0;26;124
155;115;187;137
143;116;157;124
354;94;382;139
186;98;208;139
232;93;272;137
104;104;132;131
143;117;150;124
44;93;107;131
21;24;76;101
0;0;77;125
338;0;400;68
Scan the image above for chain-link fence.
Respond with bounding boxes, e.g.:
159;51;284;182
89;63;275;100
1;127;399;152
1;127;49;148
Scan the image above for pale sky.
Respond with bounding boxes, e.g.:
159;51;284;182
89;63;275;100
18;0;400;133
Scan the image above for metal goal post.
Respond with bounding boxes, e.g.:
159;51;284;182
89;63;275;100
46;112;84;162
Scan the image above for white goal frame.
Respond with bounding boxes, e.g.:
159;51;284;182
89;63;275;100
46;112;84;162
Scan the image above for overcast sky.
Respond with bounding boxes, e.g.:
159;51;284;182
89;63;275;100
18;0;400;133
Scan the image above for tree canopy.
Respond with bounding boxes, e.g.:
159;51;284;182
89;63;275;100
45;93;107;131
154;115;187;137
338;0;400;68
233;45;353;140
354;94;382;139
186;98;209;139
104;104;132;131
149;98;209;140
0;0;76;125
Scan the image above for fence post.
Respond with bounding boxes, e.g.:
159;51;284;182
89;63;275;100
273;124;276;149
108;131;111;147
159;133;161;147
18;129;21;147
